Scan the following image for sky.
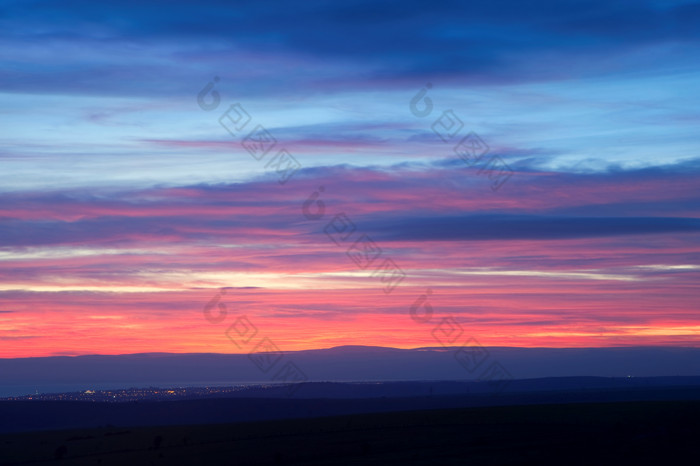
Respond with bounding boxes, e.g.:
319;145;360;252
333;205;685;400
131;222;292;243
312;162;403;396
1;0;699;357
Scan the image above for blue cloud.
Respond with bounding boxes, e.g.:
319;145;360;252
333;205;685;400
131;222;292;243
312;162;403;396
2;0;699;96
371;215;700;241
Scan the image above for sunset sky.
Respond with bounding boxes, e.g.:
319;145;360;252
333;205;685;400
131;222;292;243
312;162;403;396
1;0;699;357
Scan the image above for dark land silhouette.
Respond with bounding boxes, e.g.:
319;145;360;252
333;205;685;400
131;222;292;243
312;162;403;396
2;346;699;464
1;400;698;465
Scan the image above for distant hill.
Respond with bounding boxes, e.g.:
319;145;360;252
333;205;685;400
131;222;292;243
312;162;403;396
1;346;700;397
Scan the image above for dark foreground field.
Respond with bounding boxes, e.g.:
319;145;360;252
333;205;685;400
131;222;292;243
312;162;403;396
1;400;698;465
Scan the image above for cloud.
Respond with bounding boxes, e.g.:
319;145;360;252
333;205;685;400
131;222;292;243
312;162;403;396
1;2;699;355
2;0;699;96
371;215;700;241
1;160;699;248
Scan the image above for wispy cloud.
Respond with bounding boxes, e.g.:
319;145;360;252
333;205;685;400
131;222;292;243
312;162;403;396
1;0;699;356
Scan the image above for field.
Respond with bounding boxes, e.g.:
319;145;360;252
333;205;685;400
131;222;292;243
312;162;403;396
1;400;698;465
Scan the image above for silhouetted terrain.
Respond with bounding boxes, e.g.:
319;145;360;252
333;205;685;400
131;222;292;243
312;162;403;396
2;346;699;464
1;378;699;433
1;401;698;465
